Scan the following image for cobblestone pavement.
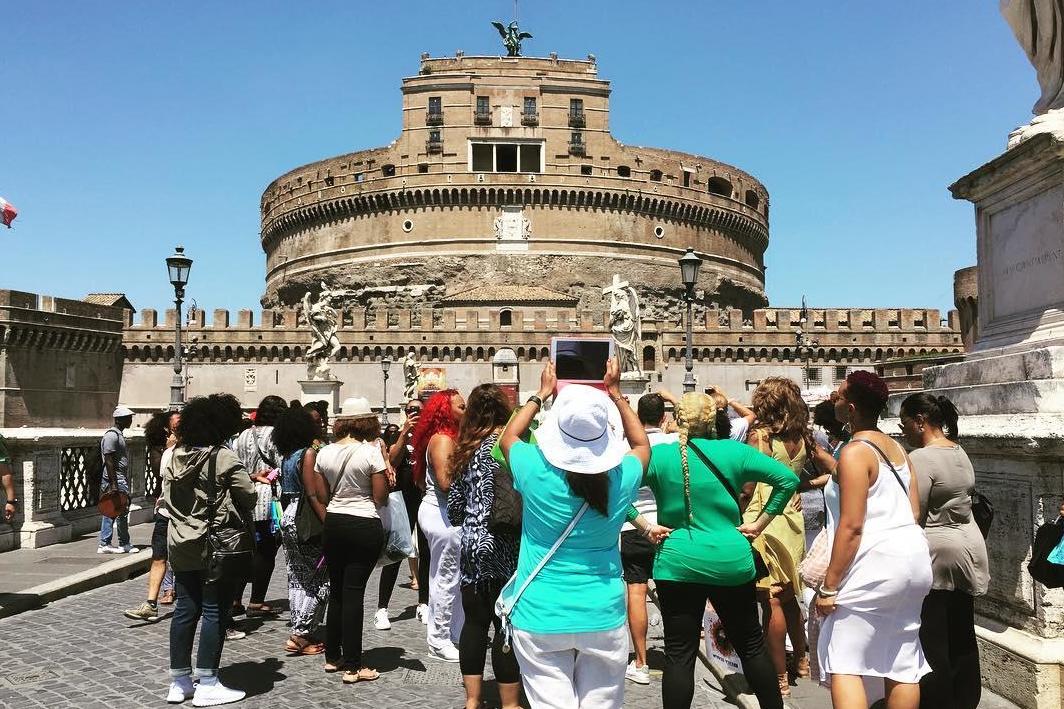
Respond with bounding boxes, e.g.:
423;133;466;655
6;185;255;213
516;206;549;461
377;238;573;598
0;557;743;708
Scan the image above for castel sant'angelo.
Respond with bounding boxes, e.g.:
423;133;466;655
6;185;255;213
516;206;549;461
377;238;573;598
106;30;966;414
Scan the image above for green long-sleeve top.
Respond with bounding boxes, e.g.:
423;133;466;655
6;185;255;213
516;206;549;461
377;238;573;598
633;438;800;586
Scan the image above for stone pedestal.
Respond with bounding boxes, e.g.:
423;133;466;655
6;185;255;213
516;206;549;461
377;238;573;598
620;374;651;400
884;133;1064;709
298;378;343;414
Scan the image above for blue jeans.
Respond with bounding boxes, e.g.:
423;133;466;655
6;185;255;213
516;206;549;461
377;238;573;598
169;571;234;678
99;512;130;548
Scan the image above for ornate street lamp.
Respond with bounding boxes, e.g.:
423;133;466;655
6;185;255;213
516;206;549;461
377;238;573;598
795;296;819;390
678;248;702;393
166;246;192;410
381;357;392;423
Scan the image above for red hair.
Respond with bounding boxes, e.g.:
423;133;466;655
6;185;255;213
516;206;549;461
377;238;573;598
411;389;460;487
845;370;890;418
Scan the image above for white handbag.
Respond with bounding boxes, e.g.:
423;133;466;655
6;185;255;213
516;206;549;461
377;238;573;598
495;502;589;653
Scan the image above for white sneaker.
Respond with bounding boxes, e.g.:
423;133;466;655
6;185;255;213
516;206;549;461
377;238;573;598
191;678;245;707
373;608;391;630
166;676;195;704
625;660;651;685
121;544;140;554
225;628;246;641
415;603;429;625
98;545;121;554
427;643;460;663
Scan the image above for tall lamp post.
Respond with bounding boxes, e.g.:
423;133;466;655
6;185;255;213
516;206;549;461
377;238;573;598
678;248;702;393
166;246;193;410
380;357;392;423
795;297;819;390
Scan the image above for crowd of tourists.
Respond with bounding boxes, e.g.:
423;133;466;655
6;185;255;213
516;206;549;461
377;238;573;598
95;360;999;708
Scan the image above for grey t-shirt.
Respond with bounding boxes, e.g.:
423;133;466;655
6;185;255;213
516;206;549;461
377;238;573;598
101;428;129;491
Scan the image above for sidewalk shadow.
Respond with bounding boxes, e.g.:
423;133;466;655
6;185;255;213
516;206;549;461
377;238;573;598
220;657;286;698
362;646;427;673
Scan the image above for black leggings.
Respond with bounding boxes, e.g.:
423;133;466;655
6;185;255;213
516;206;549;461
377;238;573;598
323;513;384;668
919;589;981;709
233;521;278;607
656;579;781;709
377;483;423;609
458;585;521;683
416;523;430;605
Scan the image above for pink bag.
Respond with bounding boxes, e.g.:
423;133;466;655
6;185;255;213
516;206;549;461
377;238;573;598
798;527;830;589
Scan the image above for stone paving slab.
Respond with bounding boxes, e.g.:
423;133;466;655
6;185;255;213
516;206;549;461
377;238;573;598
0;524;153;618
0;543;1020;709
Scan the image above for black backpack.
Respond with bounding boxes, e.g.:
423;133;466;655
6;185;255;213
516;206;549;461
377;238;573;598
1028;517;1064;589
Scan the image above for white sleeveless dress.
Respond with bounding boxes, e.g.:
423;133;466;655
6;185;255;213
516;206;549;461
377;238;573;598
818;439;933;683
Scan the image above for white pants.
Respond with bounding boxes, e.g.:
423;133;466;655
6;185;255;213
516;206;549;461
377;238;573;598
512;625;628;709
417;500;464;650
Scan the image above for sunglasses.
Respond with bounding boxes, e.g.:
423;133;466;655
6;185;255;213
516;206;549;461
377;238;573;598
405;407;421;414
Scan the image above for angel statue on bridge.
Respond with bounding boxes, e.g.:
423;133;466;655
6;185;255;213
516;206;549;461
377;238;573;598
301;283;342;380
492;20;532;57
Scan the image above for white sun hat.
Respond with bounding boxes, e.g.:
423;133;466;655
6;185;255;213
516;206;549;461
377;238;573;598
113;406;134;418
534;384;630;475
338;397;373;417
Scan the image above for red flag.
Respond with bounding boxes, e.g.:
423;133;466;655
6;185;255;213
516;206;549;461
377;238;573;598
0;197;17;228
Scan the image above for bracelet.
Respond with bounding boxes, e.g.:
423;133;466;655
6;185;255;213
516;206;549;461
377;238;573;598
4;499;17;507
527;395;543;408
817;585;838;598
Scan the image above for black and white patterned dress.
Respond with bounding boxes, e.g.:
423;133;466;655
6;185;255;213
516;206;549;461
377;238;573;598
447;433;519;592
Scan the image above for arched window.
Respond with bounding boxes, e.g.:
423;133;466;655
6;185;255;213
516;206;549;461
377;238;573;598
649;169;663;182
744;190;760;209
707;176;732;197
500;309;513;327
642;345;655;371
617;165;631;178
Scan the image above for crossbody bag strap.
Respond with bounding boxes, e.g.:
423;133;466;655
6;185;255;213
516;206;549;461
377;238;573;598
688;441;740;511
505;501;589;612
253;431;278;469
850;438;908;493
204;446;219;533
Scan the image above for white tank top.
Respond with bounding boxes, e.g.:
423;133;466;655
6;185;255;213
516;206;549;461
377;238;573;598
825;438;916;537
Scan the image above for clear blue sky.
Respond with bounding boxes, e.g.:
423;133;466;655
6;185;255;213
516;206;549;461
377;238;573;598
0;2;1034;316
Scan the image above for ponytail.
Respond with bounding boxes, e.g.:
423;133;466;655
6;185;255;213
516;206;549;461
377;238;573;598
936;396;960;441
900;392;961;441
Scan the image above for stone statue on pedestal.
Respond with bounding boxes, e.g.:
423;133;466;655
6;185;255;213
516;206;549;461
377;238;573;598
301;283;341;381
402;352;419;401
1002;1;1064;145
603;274;643;379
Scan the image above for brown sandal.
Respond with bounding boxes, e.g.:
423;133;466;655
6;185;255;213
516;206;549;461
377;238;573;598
286;636;325;655
342;667;380;684
247;603;279;617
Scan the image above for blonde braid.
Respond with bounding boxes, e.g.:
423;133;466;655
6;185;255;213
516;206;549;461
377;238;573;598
675;392;717;524
679;425;692;522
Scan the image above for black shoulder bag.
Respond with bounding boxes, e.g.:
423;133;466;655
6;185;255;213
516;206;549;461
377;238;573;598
204;446;256;584
688;441;769;580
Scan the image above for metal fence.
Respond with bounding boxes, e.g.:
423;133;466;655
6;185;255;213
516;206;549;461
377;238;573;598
58;446;101;512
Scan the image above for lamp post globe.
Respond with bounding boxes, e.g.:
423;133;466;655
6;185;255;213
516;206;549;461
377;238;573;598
166;246;193;410
678;248;702;393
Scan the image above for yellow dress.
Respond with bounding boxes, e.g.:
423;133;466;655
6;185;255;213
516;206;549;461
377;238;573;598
742;434;806;596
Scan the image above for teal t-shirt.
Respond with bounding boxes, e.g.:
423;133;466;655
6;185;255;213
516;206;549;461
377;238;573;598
508;441;642;634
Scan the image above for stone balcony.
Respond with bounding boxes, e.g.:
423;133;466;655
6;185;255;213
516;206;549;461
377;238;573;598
0;429;154;552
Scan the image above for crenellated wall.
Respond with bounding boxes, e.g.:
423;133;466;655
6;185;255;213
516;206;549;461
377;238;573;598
0;290;125;427
117;302;964;412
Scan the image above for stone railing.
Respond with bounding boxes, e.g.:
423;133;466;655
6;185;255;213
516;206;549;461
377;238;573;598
0;428;154;552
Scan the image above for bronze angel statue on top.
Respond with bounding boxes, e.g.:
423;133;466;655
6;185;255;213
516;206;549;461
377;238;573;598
492;21;532;57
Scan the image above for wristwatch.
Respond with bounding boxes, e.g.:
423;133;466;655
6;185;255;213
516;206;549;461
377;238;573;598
5;498;18;508
527;395;543;408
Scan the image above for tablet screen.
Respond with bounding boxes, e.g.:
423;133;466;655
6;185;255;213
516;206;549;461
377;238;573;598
554;339;611;381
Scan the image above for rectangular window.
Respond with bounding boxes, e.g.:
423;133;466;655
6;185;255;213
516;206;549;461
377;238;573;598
834;366;848;382
477;96;490;113
524;97;537;114
683;171;691;187
428;96;441;113
418;163;429;174
807;367;823;384
471;143;493;172
519;144;541;172
428;129;441;142
354;172;365;182
580;165;593;176
571;132;583;145
570;98;583;116
496;144;518;172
